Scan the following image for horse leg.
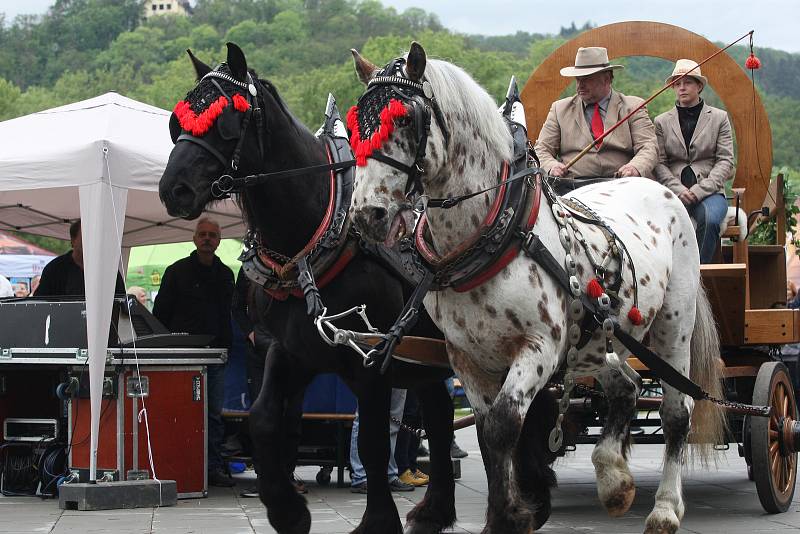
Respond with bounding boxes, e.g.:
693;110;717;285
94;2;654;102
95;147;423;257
477;346;557;534
351;383;403;534
592;368;640;517
405;381;456;534
514;387;559;529
250;343;311;534
643;313;694;534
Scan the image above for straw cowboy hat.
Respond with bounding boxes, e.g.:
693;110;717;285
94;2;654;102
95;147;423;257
560;47;624;77
665;58;708;87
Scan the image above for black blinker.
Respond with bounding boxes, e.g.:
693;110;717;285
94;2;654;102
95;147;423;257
169;113;181;144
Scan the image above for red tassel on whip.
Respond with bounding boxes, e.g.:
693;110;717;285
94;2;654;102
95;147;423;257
745;52;761;70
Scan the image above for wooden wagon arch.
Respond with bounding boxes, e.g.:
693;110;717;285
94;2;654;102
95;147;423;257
520;21;772;215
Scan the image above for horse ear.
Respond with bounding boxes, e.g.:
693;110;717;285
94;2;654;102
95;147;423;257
226;42;249;82
186;49;212;80
351;49;378;85
406;41;427;82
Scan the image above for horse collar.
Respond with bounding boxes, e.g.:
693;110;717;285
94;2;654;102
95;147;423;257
240;111;356;300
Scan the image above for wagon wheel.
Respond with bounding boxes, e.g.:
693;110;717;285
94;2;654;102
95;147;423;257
751;362;798;513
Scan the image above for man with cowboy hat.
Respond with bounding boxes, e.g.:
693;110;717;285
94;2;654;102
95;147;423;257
654;59;734;263
535;46;658;189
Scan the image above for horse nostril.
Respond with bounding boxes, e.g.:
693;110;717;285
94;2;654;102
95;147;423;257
371;207;388;222
171;183;194;204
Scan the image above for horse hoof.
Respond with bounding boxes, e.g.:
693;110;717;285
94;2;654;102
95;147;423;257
593;449;636;517
601;476;635;517
643;507;680;534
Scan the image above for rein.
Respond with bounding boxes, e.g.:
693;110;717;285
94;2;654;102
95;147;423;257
211;159;356;199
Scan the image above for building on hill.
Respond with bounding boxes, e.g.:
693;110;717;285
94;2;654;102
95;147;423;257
143;0;192;19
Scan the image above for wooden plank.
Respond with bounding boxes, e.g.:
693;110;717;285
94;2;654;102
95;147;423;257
362;335;451;368
722;365;760;378
521;22;772;216
745;309;800;344
700;263;746;277
302;413;355;421
702;263;746;345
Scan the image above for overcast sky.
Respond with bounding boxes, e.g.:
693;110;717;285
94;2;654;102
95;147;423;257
1;0;797;53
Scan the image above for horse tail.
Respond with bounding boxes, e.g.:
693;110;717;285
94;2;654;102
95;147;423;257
689;279;728;464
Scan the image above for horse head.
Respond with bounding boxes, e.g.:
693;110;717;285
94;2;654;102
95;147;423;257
160;43;269;220
349;42;512;249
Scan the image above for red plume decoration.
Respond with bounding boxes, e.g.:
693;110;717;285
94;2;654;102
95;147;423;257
346;99;408;166
586;278;604;299
627;306;643;326
173;94;249;137
232;93;250;112
745;52;761;70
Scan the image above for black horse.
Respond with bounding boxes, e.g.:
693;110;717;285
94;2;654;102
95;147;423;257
159;43;456;534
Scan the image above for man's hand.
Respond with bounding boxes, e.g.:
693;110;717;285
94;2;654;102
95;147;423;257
678;190;698;206
247;331;255;344
550;162;568;177
617;164;640;177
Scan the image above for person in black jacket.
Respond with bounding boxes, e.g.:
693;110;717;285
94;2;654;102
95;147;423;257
153;217;235;487
36;220;125;297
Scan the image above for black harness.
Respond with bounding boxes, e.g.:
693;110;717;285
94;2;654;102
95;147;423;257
352;58;450;199
170;68;266;189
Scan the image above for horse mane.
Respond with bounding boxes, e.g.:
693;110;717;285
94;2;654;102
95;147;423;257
420;57;513;163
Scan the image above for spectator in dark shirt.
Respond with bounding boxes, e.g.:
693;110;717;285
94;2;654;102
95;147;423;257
36;220;125;297
153;217;235;487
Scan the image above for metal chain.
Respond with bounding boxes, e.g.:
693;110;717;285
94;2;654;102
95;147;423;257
391;416;426;438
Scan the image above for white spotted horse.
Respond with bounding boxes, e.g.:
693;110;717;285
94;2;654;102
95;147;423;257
159;43;457;534
349;42;728;534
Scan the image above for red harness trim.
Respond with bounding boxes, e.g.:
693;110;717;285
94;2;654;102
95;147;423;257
347;99;408;166
414;164;543;292
259;143;351;299
415;163;509;265
454;176;542;292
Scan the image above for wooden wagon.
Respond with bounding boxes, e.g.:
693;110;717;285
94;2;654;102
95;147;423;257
518;21;800;514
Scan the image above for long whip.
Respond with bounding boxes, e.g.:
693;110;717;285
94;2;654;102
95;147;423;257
563;30;755;171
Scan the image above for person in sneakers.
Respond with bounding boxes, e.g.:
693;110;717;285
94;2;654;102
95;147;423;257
395;391;429;487
349;388;414;493
446;377;469;459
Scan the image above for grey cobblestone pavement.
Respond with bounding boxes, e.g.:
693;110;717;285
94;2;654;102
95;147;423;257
2;425;799;533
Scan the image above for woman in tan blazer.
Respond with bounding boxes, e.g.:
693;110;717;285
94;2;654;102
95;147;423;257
654;59;735;263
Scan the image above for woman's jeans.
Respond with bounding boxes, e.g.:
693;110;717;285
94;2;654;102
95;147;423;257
687;193;728;263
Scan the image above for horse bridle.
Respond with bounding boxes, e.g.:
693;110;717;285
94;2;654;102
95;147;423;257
170;67;266;198
355;58;450;201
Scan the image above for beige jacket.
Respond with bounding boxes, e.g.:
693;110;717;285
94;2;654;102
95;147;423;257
653;104;735;200
534;91;658;179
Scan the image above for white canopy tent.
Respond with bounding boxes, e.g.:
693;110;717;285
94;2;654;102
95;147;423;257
0;92;246;481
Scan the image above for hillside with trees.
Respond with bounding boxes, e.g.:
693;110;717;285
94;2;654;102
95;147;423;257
1;0;798;174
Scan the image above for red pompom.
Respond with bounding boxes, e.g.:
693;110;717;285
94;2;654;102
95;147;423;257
232;93;250;112
745;53;761;70
346;106;359;132
586;278;604;299
627;307;643;326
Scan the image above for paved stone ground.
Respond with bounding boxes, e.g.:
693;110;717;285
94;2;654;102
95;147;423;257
2;425;800;533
